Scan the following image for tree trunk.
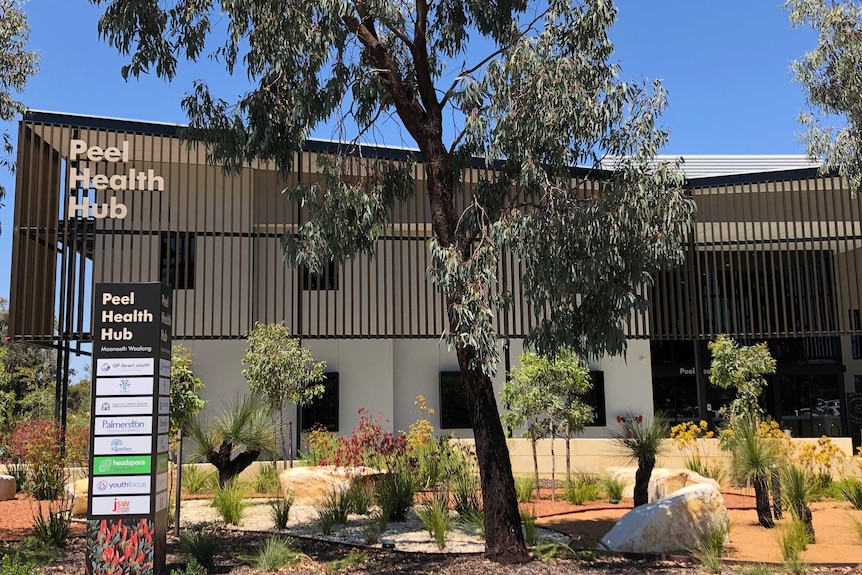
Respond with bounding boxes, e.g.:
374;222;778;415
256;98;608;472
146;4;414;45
634;454;655;507
770;466;782;520
565;424;571;484
549;423;555;501
530;433;540;500
208;445;261;488
754;472;775;528
457;344;529;564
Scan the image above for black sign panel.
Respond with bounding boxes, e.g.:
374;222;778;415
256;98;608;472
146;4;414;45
86;283;171;575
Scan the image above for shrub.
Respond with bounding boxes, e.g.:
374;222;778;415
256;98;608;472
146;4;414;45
250;463;281;494
211;480;249;525
181;465;217;495
169;559;206;575
514;476;536;503
601;474;627;502
6;420;68;500
315;486;349;534
0;555;35;575
270;491;295;530
376;460;417;522
415;494;452;549
563;473;602;505
316;408;407;468
326;549;367;571
177;529;219;569
4;461;27;494
520;508;538;546
241;536;306;571
30;499;72;548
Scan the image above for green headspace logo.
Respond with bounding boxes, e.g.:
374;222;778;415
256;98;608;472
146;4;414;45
156;453;168;473
93;455;152;475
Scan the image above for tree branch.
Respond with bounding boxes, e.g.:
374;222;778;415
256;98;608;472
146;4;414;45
412;0;441;122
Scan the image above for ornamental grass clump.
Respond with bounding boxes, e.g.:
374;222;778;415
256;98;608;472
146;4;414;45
30;497;73;548
270;490;295;530
211;479;249;525
376;458;418;522
563;472;602;505
600;473;627;502
181;465;217;495
415;494;453;549
514;476;536;503
520;508;538;546
177;528;219;570
250;463;281;494
840;478;862;510
670;420;726;484
687;520;730;574
241;536;307;571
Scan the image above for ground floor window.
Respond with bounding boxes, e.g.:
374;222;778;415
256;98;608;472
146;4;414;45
584;371;607;427
299;373;339;432
440;371;471;429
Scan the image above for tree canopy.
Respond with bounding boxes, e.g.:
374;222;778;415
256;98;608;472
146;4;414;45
708;334;776;422
92;0;694;562
0;0;38;225
786;0;862;192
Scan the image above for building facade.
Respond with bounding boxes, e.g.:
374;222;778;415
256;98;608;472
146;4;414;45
10;111;862;442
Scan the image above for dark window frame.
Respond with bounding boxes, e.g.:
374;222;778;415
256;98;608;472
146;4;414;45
439;371;472;429
300;261;339;291
160;231;196;290
299;373;339;432
583;370;607;427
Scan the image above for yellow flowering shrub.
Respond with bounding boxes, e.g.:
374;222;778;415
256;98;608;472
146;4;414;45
669;420;724;482
407;395;435;452
797;435;843;479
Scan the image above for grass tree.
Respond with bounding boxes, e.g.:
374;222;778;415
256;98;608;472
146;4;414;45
725;417;779;528
611;413;669;507
92;0;695;562
242;322;326;467
186;393;276;487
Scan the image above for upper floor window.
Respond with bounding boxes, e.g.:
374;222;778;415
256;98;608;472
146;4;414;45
160;232;195;290
300;261;339;291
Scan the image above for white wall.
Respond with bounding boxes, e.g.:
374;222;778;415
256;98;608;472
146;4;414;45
177;337;657;447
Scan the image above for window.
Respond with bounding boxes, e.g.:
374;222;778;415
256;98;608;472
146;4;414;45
583;371;607;427
160;232;195;290
440;371;471;429
852;309;862;360
300;373;339;432
300;261;339;290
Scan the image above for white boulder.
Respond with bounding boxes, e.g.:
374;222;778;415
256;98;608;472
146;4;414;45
279;466;380;504
606;467;720;502
601;483;729;554
0;475;16;500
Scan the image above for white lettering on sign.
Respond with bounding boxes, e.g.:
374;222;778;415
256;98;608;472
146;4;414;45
67;139;165;221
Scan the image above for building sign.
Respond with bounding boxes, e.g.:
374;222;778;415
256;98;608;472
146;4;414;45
68;139;164;220
87;283;171;575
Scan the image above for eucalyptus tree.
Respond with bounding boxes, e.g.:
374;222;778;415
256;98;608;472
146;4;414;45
242;322;327;467
708;334;776;423
786;0;862;192
92;0;695;561
0;0;38;223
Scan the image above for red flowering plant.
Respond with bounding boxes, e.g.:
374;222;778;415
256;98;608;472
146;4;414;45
1;419;90;499
87;518;155;575
317;408;408;470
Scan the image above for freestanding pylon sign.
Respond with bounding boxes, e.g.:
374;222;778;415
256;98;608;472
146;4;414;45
86;283;171;575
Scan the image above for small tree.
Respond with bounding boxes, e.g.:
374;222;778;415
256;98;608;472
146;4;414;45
501;349;593;498
242;322;326;467
170;344;205;439
185;393;276;487
708;335;776;422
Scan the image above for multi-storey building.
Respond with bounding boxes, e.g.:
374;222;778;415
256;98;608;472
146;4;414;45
10;111;862;443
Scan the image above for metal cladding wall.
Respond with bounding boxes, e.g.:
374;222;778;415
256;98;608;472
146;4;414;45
651;172;862;341
10;111;862;353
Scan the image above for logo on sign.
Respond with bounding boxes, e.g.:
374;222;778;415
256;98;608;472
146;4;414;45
97;480;108;491
97;459;112;474
101;402;111;412
119;379;130;392
110;439;132;453
100;364;111;372
112;498;131;513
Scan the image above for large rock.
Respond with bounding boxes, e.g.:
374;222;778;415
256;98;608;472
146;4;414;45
66;477;89;516
606;467;720;502
601;483;729;554
0;475;16;500
279;466;380;504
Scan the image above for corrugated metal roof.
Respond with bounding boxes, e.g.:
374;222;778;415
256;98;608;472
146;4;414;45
653;155;821;178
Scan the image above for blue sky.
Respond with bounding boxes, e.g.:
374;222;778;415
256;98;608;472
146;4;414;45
0;1;821;303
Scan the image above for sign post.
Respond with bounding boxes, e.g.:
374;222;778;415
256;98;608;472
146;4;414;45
86;283;171;575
